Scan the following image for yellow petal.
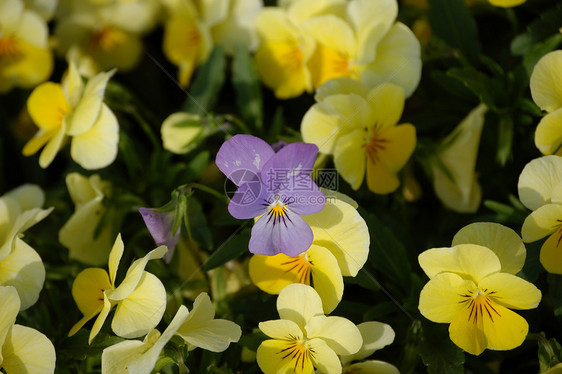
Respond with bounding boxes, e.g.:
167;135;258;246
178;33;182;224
70;104;119;170
1;324;56;374
304;198;369;277
346;361;400;374
376;124;417;172
62;61;85;108
26;82;68;132
249;253;310;295
110;245;167;301
478;273;541;310
286;0;346;25
88;28;143;72
108;233;124;287
177;318;242;352
530;50;562;112
535;109;562;156
38;118;67;168
0;0;24;32
521;203;562;242
341;321;395;363
433;172;482;213
112;272;166;339
305;315;362;355
0;238;45;310
256;339;314;374
418;244;501;282
0;38;53;91
5;184;44;211
419;272;476;323
90;292;113;344
65;173;101;207
366;153;400;194
0;205;51;262
452;222;526;275
101;339;146;374
259;319;304;341
314;77;369;102
307;337;342;374
277;283;324;330
518;155;562;210
539;230;562;274
366;83;405;130
0;285;20;360
72;267;111;317
347;0;397;48
334;129;366;190
307;245;343;314
161;112;203;154
489;0;526;7
360;23;422;98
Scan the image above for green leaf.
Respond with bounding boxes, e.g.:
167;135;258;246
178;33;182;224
420;321;465;374
188;198;213;249
447;67;507;111
183;46;226;115
363;301;398;320
496;115;514;166
511;3;562;56
537;333;562;372
154;356;178;372
186;151;211;180
427;0;480;61
523;33;562;77
203;229;251;270
232;44;263;131
548;274;562;318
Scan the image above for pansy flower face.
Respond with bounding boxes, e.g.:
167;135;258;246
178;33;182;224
216;134;325;256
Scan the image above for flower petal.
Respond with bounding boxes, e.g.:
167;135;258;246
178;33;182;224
71;267;111;317
535;109;562;156
249;253;310;294
259;319;304;341
5;184;44;211
260;142;319;184
0;285;20;359
249;207;313;257
366;83;405;130
1;324;56;374
227;181;268;219
26;82;68;132
306;315;362;355
539;230;562;274
521;203;562;243
216;134;275;184
479;273;541;310
452;222;526;275
366;153;400;194
308;337;342;374
346;361;400;374
112;272;166;339
419;272;476;323
277;283;324;329
89;292;113;344
530;50;562;113
307;245;343;314
418;244;501;282
341;321;395;363
334;129;366;190
518;155;562;210
101;338;146;374
138;207;180;252
377;124;417;172
256;339;314;374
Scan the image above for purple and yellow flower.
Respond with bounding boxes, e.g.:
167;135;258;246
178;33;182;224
216;134;325;256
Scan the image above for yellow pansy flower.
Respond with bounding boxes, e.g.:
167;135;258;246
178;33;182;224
432;104;487;213
257;283;362;374
22;62;119;169
530;50;562;156
0;286;56;373
519;155;562;273
249;194;369;313
0;184;52;311
418;222;541;355
0;0;53;92
488;0;525;7
59;173;115;266
301;81;416;194
69;234;168;344
101;292;241;374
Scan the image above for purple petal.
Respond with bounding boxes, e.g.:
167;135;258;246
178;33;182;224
283;181;326;215
248;208;313;256
216;134;275;186
260;142;319;186
139;207;180;262
227;181;270;219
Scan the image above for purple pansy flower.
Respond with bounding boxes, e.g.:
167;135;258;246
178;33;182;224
139;207;180;263
216;134;325;256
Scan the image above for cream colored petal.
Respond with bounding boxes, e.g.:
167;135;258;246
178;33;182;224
346;361;400;374
314;77;369;102
535;109;562;156
301;15;356;58
320;188;358;209
287;0;346;25
65;172;100;207
1;324;56;374
304;198;369;277
521;203;562;242
62;61;85;108
101;339;146;374
347;0;397;41
112;272;166;339
38;119;67;169
0;238;45;311
341;321;395;363
0;285;20;360
210;0;262;54
0;0;24;32
180;292;215;326
452;222;526;275
66;70;116;136
277;283;324;330
433;170;482;213
110;245;167;301
89;292;112;344
366;83;405;130
334;129;366;190
5;184;44;211
530;50;562;113
70;104;119;170
518;155;562;210
22;0;58;21
68;308;102;338
479;273;541;310
306;315;362;355
14;10;48;47
351;18;389;66
177;318;242;352
259;319;304;341
360;23;422;98
307;245;343;314
199;0;229;27
418;272;476;323
307;337;342;374
161;112;203;154
419;244;502;282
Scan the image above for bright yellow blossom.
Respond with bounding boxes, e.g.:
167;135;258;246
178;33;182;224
302;81;416;194
0;286;56;374
489;0;525;7
418;222;541;355
23;62;119;169
0;0;53;92
69;234;168;344
519;155;562;273
0;184;52;311
249;194;369;313
257;283;362;374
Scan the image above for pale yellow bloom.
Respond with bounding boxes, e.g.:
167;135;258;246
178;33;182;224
249;195;369;313
69;234;168;344
0;286;56;374
59;173;115;265
257;284;362;374
23;62;119;169
432;104;487;213
0;0;53;92
161;112;204;154
0;184;52;311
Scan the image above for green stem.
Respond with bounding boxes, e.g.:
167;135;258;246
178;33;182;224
189;183;229;204
126;105;161;150
222;114;252;134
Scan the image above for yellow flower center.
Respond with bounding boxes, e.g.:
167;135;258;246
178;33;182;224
267;198;291;227
278;338;315;372
460;288;501;324
280;43;304;71
280;255;311;285
90;26;126;51
0;36;20;59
